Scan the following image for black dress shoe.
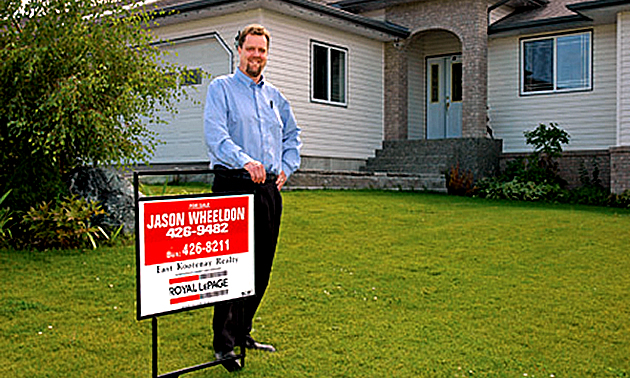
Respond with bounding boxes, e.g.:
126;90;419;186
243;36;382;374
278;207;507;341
244;335;276;352
215;350;242;372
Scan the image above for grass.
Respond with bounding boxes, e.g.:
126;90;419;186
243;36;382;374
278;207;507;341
1;190;629;377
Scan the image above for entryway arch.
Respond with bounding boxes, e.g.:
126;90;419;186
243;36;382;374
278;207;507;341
407;29;463;140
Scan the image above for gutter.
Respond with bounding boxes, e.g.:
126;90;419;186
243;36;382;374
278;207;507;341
488;14;589;34
567;0;630;12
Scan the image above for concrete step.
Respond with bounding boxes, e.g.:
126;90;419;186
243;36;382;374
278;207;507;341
364;155;449;175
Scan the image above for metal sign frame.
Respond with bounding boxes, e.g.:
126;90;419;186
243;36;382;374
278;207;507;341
134;169;254;377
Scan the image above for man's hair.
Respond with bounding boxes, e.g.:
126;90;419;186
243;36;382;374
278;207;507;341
236;24;271;49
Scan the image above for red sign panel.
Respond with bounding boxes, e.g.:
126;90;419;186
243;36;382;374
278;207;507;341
142;195;251;265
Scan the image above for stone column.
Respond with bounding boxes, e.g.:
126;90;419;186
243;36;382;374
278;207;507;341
610;146;630;194
460;0;488;138
384;41;408;141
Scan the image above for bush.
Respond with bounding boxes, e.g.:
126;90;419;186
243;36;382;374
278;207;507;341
609;190;630;209
476;178;564;202
21;196;109;250
0;190;14;245
564;185;610;207
564;159;610;206
523;123;570;186
446;164;475;196
0;0;189;213
476;123;571;202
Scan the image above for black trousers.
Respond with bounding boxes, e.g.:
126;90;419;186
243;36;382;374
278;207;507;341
211;173;283;353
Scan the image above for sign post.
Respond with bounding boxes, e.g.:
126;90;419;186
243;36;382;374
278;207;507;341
134;170;255;377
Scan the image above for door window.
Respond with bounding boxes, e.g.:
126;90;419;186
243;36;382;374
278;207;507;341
430;64;440;103
451;62;462;102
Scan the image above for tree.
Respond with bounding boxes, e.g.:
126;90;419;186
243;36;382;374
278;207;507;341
523;122;570;185
0;0;185;211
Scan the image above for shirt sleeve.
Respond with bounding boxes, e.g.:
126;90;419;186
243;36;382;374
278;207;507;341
204;79;253;169
277;93;302;178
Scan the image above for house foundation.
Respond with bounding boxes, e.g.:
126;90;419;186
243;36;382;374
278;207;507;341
610;146;630;194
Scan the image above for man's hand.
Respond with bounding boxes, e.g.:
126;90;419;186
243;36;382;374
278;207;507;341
276;171;287;191
244;161;266;184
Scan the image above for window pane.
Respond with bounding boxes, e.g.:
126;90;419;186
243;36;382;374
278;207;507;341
557;33;590;90
451;62;462;102
431;64;439;103
313;45;328;101
523;39;553;92
330;49;346;103
182;68;202;86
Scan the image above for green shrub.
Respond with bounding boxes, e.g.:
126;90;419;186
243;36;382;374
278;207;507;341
579;158;603;188
0;0;190;213
476;178;564;202
523;123;570;186
22;196;109;250
565;185;610;206
563;158;610;206
476;123;571;202
0;190;14;244
610;189;630;209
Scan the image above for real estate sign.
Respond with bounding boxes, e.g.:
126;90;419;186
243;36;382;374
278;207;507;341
136;193;255;319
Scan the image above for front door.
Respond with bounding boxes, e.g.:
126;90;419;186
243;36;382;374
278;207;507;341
427;55;462;139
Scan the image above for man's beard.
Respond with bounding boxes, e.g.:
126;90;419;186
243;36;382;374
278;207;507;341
245;59;265;78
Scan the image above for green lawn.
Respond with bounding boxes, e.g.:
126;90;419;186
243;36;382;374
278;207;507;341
1;190;629;377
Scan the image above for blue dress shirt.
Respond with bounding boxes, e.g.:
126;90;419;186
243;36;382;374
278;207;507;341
204;69;302;177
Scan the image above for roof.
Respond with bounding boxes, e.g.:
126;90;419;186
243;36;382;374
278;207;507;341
331;0;435;13
489;0;630;34
147;0;410;40
145;0;630;38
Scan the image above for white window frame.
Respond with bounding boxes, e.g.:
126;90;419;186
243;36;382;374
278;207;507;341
310;41;348;106
520;30;592;95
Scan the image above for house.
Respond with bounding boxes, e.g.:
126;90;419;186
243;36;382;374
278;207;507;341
146;0;630;193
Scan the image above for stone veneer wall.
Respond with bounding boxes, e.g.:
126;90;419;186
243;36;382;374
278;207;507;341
610;146;630;194
374;138;503;180
384;0;488;140
501;150;612;191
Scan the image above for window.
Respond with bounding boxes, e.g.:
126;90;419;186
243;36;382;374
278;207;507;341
182;68;203;86
451;62;462;102
311;41;347;105
521;31;591;95
430;64;439;103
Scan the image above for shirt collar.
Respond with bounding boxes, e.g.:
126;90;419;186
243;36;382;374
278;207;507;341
235;68;265;88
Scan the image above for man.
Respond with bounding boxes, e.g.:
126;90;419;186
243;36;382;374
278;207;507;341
204;24;301;372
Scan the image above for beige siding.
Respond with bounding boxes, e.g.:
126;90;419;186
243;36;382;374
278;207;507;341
619;11;630;146
488;25;618;153
149;35;232;163
261;11;385;160
149;11;260;164
154;9;385;162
